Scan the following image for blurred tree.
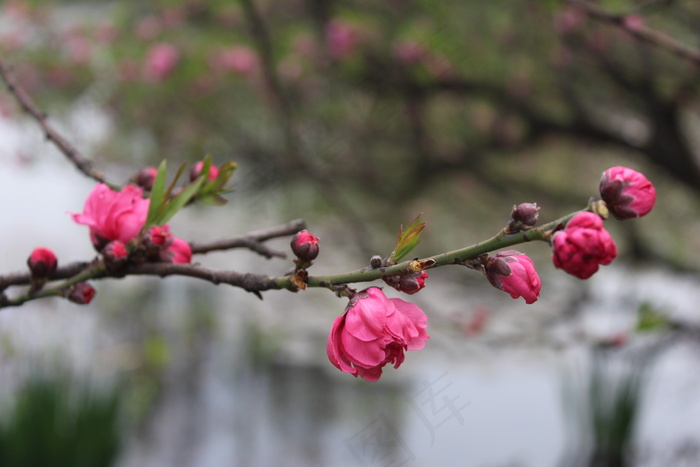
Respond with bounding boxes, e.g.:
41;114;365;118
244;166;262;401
2;0;698;259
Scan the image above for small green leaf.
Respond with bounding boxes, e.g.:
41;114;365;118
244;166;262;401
145;160;168;228
154;175;206;225
388;213;426;263
636;302;669;332
198;161;237;203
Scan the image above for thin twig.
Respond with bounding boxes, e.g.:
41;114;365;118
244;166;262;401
0;59;119;189
189;218;306;258
566;0;700;66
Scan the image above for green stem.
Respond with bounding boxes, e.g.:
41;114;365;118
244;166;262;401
302;210;582;289
2;262;106;308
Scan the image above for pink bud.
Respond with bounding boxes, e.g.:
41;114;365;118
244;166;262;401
27;247;58;278
161;237;192;264
133;166;158;191
599;166;656;220
67;282;96;305
102;240;128;265
190;161;219;182
290;230;319;262
327;287;429;381
486;250;541;304
142;225;173;250
382;270;429;295
552;212;617;279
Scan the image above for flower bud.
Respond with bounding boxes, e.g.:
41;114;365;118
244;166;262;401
190;161;219;182
142;225;173;250
160;237;192;264
102;240;129;267
290;230;319;262
599;166;656;220
485;251;541;304
132;166;158;191
27;247;58;278
383;271;429;294
507;203;539;232
67;282;96;305
552;212;617;279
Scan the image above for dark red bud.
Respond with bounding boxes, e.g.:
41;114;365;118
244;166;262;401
291;230;320;262
132;167;158;191
508;203;539;233
67;282;96;305
382;271;429;294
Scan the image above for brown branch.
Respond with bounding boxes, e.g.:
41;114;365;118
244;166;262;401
0;59;119;189
566;0;700;66
0;261;92;291
189;218;306;258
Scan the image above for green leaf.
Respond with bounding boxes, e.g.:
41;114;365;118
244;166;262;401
145;160;168;228
636;302;669;332
153;175;206;225
388;213;426;263
197;161;237;204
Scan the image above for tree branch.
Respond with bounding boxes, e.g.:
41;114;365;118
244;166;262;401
189;218;306;258
0;59;120;189
566;0;700;66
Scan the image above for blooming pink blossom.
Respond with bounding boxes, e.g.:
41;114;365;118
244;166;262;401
599;166;656;220
552;212;617;279
70;183;150;250
161;237;192;264
27;247;58;278
486;251;541;304
290;230;319;262
327;287;429;382
144;43;180;82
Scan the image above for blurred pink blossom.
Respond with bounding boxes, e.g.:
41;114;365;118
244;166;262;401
325;19;359;59
212;46;259;75
144;43;180;82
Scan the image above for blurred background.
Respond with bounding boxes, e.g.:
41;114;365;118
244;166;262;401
1;0;700;465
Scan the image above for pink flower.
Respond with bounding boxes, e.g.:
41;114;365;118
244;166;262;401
144;43;180;82
599;166;656;220
70;183;150;251
27;247;58;278
327;287;429;382
290;230;319;262
382;271;429;295
161;237;192;264
486;251;541;304
552;212;618;279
